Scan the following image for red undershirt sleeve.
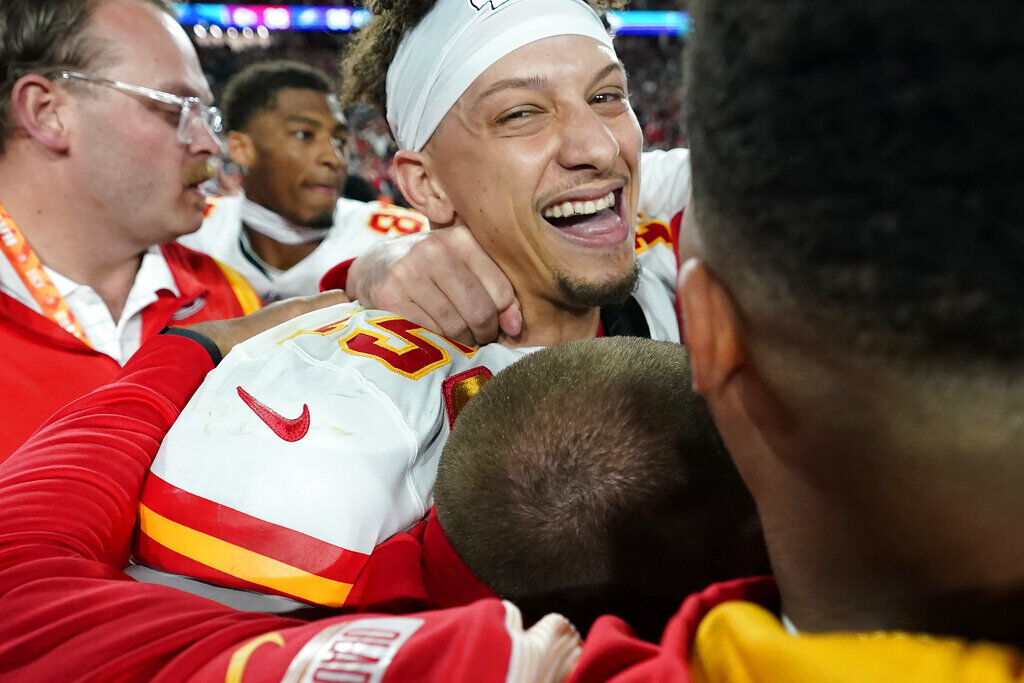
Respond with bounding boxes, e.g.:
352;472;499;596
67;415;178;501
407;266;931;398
0;333;215;570
0;334;581;682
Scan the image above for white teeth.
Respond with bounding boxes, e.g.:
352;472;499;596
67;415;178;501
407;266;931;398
542;191;615;219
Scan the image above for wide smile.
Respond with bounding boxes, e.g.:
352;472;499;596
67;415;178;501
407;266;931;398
539;186;629;248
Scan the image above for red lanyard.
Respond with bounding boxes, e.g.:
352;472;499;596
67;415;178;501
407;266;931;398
0;200;91;346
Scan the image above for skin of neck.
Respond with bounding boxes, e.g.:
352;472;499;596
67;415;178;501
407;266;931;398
242;224;321;271
497;294;601;348
715;331;1024;644
0;155;145;319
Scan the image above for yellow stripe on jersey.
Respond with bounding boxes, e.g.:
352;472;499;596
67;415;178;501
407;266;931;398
214;259;263;314
138;503;353;607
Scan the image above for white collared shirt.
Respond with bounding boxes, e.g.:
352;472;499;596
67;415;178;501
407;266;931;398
0;246;179;365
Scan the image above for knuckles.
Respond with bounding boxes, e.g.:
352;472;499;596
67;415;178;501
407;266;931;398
465;306;497;332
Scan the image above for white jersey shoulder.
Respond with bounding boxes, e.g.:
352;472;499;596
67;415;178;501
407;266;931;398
634;244;679;344
149;250;680;566
639;148;691;222
150;301;529;558
633;149;690;343
180;196;428;301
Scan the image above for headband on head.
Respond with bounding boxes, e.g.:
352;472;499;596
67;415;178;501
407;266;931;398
386;0;615;152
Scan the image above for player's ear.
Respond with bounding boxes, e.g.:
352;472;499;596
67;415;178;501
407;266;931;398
10;74;72;152
678;257;746;397
227;131;256;171
393;150;456;226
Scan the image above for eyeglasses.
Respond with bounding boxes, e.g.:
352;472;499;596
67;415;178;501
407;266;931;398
50;70;224;148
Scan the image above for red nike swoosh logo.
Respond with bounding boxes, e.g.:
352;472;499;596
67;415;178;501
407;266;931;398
236;386;310;442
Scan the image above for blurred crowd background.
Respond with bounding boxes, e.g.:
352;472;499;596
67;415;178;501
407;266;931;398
188;2;686;202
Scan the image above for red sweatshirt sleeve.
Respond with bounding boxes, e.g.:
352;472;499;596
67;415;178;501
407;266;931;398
0;334;584;682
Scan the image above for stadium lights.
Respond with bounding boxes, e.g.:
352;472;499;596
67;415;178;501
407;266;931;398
172;4;690;36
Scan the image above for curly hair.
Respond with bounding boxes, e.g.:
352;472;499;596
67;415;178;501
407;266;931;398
340;0;627;110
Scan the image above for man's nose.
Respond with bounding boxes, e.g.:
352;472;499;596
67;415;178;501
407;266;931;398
184;116;226;157
555;103;620;173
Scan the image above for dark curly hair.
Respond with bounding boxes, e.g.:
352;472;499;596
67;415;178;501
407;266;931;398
340;0;627;110
686;0;1024;366
220;60;334;132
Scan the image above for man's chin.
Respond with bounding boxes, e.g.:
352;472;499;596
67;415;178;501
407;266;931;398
555;262;640;308
304;212;335;231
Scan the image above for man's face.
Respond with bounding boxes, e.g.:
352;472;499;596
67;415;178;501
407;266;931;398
425;35;642;309
236;88;348;228
70;0;221;250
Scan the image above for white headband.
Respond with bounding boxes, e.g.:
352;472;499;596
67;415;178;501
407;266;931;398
385;0;615;152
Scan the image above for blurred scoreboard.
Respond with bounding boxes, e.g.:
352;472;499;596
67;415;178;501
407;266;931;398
173;4;690;36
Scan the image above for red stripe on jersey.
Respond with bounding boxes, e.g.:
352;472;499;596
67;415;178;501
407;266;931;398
670;208;686;344
134;530;317;602
442;367;494;428
139;473;369;583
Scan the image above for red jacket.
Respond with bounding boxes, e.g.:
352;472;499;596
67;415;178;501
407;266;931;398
3;335;1021;682
0;242;260;459
347;506;496;613
0;335;579;682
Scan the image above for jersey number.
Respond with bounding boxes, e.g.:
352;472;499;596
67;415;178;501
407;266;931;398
368;212;425;235
339;316;474;380
634;214;674;254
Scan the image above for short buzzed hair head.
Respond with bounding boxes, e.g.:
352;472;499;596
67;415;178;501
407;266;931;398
685;0;1024;370
436;337;765;640
0;0;173;155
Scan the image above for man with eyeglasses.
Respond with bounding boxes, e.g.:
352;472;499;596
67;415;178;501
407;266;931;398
49;70;226;151
180;60;428;303
0;0;261;458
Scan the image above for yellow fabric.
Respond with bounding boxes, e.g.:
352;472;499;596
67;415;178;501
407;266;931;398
214;259;262;314
691;601;1024;683
447;372;491;422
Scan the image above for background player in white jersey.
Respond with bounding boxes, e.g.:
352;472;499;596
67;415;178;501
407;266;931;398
133;0;685;608
180;61;427;302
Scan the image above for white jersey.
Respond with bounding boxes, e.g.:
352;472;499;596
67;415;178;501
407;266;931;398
180;195;428;302
640;148;691;221
135;247;680;611
136;154;691;609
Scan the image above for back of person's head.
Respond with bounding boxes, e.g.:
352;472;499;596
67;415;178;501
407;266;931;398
220;60;335;133
681;3;1024;644
0;0;171;155
685;1;1024;379
435;337;765;640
